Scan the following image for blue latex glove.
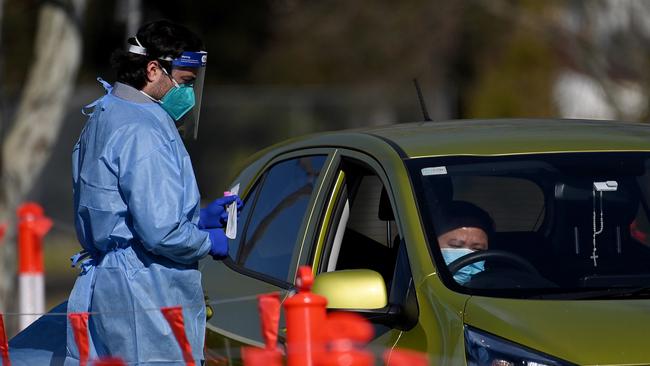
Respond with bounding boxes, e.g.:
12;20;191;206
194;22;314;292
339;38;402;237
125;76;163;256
203;228;229;260
198;194;243;229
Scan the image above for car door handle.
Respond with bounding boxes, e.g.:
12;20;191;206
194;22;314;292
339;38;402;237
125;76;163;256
204;294;214;320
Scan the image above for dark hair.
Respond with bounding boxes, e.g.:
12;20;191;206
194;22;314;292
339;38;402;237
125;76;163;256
110;20;204;89
435;201;495;238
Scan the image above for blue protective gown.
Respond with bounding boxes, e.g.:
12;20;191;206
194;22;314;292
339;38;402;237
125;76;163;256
64;81;211;365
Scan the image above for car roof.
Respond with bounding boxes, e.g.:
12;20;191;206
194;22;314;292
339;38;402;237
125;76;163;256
307;118;650;159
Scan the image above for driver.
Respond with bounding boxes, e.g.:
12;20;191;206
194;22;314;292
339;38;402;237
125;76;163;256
436;201;494;284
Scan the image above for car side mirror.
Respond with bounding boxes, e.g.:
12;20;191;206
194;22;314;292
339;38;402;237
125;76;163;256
312;269;388;309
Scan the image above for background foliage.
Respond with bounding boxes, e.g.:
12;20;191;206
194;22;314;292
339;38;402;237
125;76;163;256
1;0;650;310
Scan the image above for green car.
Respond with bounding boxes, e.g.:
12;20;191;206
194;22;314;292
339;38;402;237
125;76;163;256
202;119;650;365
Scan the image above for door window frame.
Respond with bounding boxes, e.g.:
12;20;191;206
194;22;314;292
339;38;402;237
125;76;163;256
307;149;419;331
223;148;337;288
309;149;403;268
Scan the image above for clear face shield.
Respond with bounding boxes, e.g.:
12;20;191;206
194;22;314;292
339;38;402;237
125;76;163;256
169;51;207;140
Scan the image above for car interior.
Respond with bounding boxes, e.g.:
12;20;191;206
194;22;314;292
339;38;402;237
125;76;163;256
319;165;399;285
429;169;650;290
544;178;650;287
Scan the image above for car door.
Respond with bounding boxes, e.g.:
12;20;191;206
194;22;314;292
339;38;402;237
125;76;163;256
201;150;337;365
307;150;418;356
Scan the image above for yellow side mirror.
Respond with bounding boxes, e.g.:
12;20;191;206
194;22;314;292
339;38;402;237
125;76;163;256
312;269;388;310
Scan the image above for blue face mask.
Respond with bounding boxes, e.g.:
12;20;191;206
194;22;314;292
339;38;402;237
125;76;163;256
441;248;485;285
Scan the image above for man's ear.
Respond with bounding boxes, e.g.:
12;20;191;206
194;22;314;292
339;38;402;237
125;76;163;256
145;61;160;83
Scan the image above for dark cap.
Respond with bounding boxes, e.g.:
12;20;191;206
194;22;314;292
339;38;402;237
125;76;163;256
435;201;495;237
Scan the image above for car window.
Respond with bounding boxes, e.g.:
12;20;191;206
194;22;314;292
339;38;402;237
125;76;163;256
407;153;650;298
319;159;400;285
316;159;417;331
238;155;327;281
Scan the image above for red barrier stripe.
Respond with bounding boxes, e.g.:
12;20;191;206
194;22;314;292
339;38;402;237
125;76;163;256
258;293;281;350
242;347;282;366
161;306;195;366
16;203;51;274
0;313;10;366
69;312;90;366
17;217;51;274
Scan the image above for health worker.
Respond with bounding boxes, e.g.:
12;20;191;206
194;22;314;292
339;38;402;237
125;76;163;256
65;20;241;365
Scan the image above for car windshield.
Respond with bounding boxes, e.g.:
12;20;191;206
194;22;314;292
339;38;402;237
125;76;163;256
407;152;650;299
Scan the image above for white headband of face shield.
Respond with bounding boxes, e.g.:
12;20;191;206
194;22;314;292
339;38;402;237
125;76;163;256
127;37;174;62
128;37;148;56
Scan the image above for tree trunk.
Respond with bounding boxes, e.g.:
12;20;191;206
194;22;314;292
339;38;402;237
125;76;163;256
0;0;5;143
0;0;86;314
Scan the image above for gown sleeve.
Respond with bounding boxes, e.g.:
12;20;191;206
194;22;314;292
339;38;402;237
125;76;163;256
118;133;211;264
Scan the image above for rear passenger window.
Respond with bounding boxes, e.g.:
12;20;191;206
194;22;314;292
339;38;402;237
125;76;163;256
238;156;326;281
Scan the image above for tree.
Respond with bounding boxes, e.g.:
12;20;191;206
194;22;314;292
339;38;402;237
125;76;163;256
552;0;650;121
0;0;87;314
471;0;650;121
